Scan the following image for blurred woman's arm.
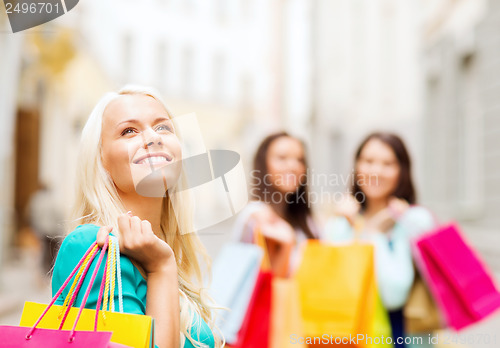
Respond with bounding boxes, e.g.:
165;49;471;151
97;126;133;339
370;207;436;310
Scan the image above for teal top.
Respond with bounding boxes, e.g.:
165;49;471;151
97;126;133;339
324;207;436;311
52;224;215;348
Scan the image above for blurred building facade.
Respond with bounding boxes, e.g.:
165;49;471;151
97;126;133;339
305;0;425;214
420;0;500;275
78;0;289;157
0;13;24;266
0;8;113;274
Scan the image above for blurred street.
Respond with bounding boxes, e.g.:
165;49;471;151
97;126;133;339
0;247;51;326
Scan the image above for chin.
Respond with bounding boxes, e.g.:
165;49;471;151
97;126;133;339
275;186;300;195
363;188;392;201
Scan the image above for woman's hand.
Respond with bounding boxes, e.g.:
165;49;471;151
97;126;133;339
252;206;295;244
96;213;175;274
387;197;410;218
366;197;409;233
334;194;361;227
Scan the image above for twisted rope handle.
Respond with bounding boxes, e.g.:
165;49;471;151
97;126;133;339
109;237;117;312
26;240;100;338
113;235;124;313
58;244;98;320
57;244;101;330
68;237;110;340
60;235;124;315
102;237;113;315
95;238;110;330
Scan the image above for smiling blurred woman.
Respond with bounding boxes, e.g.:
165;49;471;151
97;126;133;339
52;85;221;348
233;132;320;277
324;132;436;348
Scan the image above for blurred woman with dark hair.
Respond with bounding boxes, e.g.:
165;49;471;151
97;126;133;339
325;132;435;348
232;132;320;277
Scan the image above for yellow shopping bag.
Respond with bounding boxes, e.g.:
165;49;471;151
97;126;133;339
270;278;306;348
366;293;393;348
21;237;154;348
294;240;378;347
20;302;154;348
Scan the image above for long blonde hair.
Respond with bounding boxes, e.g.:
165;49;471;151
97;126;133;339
70;85;223;347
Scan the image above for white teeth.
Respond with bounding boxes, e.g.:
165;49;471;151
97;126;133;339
138;156;170;164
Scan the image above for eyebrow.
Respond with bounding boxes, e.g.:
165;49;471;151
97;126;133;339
117;117;171;127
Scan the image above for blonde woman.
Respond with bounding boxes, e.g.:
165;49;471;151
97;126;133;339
51;85;221;348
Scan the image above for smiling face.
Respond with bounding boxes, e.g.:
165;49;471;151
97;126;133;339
265;136;306;194
101;94;182;197
355;138;400;202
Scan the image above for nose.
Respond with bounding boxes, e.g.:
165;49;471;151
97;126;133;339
288;158;303;173
142;130;162;148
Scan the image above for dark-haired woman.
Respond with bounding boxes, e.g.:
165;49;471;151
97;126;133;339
232;132;320;277
324;132;435;348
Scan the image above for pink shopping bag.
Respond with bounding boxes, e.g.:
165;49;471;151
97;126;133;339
413;223;500;330
0;326;129;347
0;238;132;348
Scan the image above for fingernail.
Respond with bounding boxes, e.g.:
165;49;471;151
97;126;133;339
126;211;133;216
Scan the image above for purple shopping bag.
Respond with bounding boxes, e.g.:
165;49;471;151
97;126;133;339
0;238;132;348
413;223;500;330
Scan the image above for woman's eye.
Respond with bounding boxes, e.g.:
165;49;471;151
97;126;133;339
156;124;173;133
121;127;136;136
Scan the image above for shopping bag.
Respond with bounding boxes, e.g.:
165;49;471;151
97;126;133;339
210;242;263;344
404;271;443;333
270;277;305;348
413;223;500;330
0;325;129;347
366;292;393;348
295;240;377;347
19;237;154;348
1;237;131;348
231;271;273;348
20;302;154;348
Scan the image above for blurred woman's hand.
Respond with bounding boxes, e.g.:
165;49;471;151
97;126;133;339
334;194;361;227
366;197;409;233
387;197;410;218
96;213;175;274
252;206;295;244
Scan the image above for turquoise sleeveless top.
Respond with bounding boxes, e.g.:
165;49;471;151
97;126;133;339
52;224;215;348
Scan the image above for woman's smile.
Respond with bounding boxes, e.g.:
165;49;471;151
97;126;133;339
133;152;173;165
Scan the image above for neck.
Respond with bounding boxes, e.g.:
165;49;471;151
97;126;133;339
363;197;389;218
119;191;164;236
269;194;288;219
